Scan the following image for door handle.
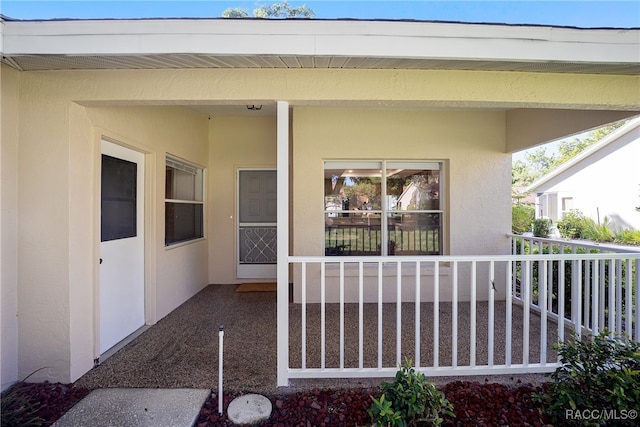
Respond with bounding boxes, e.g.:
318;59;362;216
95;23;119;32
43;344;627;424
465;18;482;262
100;258;103;264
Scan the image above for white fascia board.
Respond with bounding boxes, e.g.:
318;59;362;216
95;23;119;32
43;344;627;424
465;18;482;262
2;19;639;64
527;117;640;192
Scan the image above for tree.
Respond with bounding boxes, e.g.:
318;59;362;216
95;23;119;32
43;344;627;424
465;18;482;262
512;120;627;189
222;1;315;19
221;8;249;18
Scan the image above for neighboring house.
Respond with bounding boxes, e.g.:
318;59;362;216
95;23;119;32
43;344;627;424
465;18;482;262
1;16;639;389
528;118;640;231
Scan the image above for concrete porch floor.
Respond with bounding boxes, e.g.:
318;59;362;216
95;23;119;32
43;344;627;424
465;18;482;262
75;284;553;395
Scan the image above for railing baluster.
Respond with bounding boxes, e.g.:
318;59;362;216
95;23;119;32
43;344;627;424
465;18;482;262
452;261;458;368
625;259;632;336
575;258;582;337
396;261;402;365
320;261;326;370
415;260;421;367
609;259;616;335
505;258;512;366
339;261;345;369
378;261;383;369
592;260;599;335
301;262;307;370
488;261;495;367
635;259;640;342
584;260;591;331
539;259;547;365
558;257;565;344
434;260;440;368
548;256;554;316
600;259;606;331
470;261;476;367
358;261;364;370
616;259;623;334
523;259;530;367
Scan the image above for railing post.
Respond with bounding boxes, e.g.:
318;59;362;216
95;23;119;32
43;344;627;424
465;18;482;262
276;101;289;387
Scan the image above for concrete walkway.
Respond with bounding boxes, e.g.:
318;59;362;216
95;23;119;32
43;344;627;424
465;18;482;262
52;388;211;427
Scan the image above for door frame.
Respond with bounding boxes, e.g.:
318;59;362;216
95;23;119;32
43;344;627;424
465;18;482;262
236;167;277;280
93;134;156;363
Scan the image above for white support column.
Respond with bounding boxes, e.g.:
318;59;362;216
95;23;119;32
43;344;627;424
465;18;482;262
276;101;290;387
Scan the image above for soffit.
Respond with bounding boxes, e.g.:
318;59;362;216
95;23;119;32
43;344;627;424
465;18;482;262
4;53;639;74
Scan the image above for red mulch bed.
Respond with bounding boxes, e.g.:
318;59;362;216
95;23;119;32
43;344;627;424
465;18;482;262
2;380;549;426
1;381;90;427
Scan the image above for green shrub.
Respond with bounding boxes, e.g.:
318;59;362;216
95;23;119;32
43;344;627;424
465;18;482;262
557;210;587;239
581;217;615;243
532;218;552;238
369;359;454;426
557;210;639;245
512;203;535;234
614;228;640;246
536;331;640;426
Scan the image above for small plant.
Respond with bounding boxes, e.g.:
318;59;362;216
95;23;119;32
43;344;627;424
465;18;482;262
532;218;552;238
614;228;640;245
368;393;404;426
536;331;640;426
369;358;454;426
582;216;615;242
557;209;586;239
512;203;535;234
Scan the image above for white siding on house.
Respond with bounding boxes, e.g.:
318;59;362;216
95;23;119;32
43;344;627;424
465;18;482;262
533;119;640;231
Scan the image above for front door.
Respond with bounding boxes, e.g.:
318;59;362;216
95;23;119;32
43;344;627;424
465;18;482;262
237;169;277;279
99;140;145;354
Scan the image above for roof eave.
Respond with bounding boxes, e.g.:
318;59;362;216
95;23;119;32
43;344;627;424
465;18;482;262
2;18;639;65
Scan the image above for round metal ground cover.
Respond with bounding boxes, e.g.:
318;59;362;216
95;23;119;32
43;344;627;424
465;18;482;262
227;393;272;425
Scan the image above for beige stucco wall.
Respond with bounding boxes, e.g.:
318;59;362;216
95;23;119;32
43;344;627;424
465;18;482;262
83;106;210;320
291;107;511;302
208;116;277;284
292;107;511;255
16;65;211;383
1;64;20;390
3;66;637;385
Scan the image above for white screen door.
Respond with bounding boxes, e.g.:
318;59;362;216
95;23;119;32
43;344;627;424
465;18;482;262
237;169;277;279
99;140;145;354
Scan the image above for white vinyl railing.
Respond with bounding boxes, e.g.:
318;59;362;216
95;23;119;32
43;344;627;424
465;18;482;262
276;245;640;386
509;234;640;341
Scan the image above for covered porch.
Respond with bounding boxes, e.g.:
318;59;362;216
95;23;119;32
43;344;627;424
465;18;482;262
73;236;639;392
74;281;554;393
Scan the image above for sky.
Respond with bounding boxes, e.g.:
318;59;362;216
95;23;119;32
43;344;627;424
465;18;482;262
1;1;639;28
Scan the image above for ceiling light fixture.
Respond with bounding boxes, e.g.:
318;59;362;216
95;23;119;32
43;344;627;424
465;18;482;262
246;105;263;111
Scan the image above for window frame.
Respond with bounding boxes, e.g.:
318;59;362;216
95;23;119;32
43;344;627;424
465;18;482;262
324;160;444;256
165;155;205;247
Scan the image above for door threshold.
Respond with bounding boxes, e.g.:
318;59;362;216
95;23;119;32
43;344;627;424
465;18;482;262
97;325;150;366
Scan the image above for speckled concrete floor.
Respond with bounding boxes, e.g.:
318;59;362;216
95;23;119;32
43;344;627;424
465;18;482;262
75;284;553;394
